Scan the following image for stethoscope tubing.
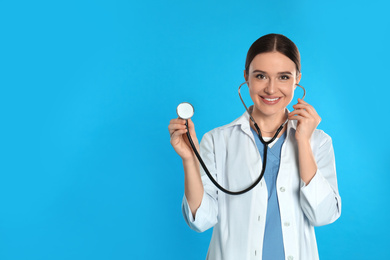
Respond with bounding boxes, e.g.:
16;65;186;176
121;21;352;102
185;120;282;195
184;81;305;195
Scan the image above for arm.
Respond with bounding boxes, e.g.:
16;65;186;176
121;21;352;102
288;98;322;185
183;156;203;217
168;118;204;217
169;117;219;232
181;132;219;232
289;99;341;226
297;138;317;185
299;134;341;226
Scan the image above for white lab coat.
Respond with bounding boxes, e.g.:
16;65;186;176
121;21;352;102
182;108;341;260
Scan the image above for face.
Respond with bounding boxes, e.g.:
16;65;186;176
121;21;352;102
244;52;301;118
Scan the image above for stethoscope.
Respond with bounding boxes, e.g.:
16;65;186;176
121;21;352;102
176;82;306;195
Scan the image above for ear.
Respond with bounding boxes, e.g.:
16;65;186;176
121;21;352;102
243;70;248;83
296;72;302;85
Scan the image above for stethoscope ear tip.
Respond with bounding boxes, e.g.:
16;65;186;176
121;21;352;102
296;84;306;100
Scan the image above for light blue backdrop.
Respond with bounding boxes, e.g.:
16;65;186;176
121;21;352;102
0;0;389;259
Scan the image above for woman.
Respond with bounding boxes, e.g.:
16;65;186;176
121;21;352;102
168;34;341;260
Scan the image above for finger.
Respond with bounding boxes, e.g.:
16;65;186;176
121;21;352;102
298;98;308;104
292;104;315;115
186;118;197;135
292;103;310;109
168;123;187;138
292;104;308;110
293;101;312;109
168;123;187;132
187;118;195;127
289;109;312;118
288;114;305;121
170;118;187;125
293;101;317;113
170;129;188;139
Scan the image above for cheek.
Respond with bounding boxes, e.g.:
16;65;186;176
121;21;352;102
248;85;258;96
248;87;262;103
285;95;294;105
282;86;295;103
248;82;265;94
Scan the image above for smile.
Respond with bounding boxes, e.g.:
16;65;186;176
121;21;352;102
260;96;282;105
264;97;280;101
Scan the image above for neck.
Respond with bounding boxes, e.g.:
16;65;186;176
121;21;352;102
250;107;287;138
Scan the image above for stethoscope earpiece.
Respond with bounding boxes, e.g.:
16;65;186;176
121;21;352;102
296;84;306;100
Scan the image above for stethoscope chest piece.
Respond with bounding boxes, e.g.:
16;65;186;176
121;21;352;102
177;102;194;119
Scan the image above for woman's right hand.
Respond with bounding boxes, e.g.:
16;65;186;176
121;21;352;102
169;118;203;216
168;118;199;161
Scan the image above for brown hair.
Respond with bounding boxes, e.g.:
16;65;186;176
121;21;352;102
245;34;301;76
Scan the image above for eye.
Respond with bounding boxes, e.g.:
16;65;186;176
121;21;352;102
256;74;267;80
280;75;290;80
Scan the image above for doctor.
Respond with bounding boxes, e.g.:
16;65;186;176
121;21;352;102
168;33;341;260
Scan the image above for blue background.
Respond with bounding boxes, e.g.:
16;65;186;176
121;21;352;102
0;0;389;259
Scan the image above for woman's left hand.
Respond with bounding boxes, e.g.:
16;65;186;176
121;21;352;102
288;98;321;143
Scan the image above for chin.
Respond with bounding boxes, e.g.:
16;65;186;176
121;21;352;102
255;104;287;117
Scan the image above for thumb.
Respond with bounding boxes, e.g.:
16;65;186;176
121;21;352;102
187;118;195;130
186;118;198;140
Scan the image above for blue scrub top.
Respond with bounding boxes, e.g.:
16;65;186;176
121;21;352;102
250;128;286;260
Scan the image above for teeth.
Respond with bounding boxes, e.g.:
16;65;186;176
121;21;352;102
264;97;280;101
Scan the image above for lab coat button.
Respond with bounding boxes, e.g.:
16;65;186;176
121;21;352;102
258;215;260;221
288;256;294;260
284;222;290;227
280;187;286;192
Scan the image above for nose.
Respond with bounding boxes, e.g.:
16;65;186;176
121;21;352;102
264;78;276;94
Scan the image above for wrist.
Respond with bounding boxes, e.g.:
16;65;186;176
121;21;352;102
296;138;311;147
182;156;198;165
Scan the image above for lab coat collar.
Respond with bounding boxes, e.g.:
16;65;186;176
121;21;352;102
225;106;297;139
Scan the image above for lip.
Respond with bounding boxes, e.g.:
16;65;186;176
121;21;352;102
260;96;282;105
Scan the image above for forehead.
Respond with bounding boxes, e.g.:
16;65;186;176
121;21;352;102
249;52;296;73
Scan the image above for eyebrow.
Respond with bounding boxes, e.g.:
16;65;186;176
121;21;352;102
252;70;293;75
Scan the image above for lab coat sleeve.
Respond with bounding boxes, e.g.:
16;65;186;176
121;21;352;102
181;131;219;233
299;132;341;226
